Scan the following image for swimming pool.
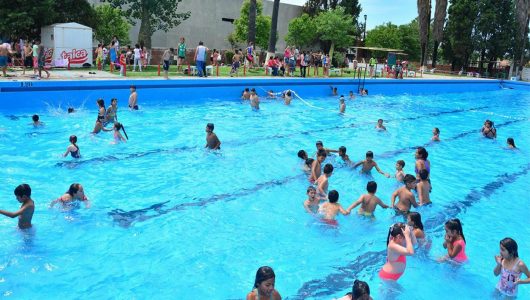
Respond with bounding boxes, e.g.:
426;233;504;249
0;79;529;299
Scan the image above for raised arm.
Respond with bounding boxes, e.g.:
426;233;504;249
446;240;462;259
389;227;414;256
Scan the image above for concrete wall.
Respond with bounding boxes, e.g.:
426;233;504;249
88;0;303;51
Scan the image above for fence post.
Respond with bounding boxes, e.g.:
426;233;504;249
157;63;161;76
243;64;246;76
216;65;219;76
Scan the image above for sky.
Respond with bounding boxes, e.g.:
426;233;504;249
274;0;419;30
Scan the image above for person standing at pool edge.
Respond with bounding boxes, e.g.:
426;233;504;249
161;47;174;79
205;123;221;150
246;266;281;300
129;85;138;110
194;41;208;77
177;37;186;73
0;184;35;229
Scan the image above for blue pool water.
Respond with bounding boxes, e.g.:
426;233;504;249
0;80;529;299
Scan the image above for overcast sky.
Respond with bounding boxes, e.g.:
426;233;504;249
272;0;418;30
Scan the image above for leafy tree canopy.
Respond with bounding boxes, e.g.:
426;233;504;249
233;0;272;50
285;14;317;48
314;7;354;57
94;4;130;45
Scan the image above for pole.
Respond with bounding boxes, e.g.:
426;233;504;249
157;63;161;76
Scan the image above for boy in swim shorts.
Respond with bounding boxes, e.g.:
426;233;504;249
310;149;327;183
391;174;419;215
315;163;333;200
318;190;349;224
346;181;389;217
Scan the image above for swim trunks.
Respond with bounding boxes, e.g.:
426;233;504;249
0;56;7;67
129;105;139;110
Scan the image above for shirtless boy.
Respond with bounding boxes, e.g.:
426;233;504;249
128;85;138;110
395;160;405;182
0;184;35;229
250;88;260;110
338;146;351;166
353;151;390;177
314;141;338;157
310;149;327;183
339;96;346;113
391;174;419;214
318;190;349;221
315;163;333;200
416;169;431;205
346;181;389;217
241;88;250;100
303;186;319;213
205;123;221;150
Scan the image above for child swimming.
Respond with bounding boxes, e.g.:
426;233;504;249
507;137;516;149
379;223;415;281
330;85;338;96
336;280;372;300
282;90;292;105
267;90;277;99
63;135;80;158
338;146;351;166
92;98;107;134
346;181;389;217
250;88;260;110
315;163;333;200
481;119;496;139
394;160;405;182
303;186;319;214
407;212;425;241
318;190;349;223
50;183;90;209
442;218;467;263
432;127;440;141
105;98;118;124
0;184;35;229
391;174;419;215
205;123;221;150
110;122;128;143
375;119;386;131
494;237;530;297
128;85;138;110
297;150;308;161
310;149;327;183
417;169;431;205
242;88;250;100
246;266;281;300
314;141;338;157
349;90;355;100
339;96;346;113
31;114;44;127
353;151;390;178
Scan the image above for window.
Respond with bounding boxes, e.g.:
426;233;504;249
222;18;235;23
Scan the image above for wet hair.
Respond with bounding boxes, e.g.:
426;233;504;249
366;181;377;193
397;160;405;168
507;137;516;148
317;149;327;158
14;183;31;198
297;150;308;160
349;91;353;94
130;85;136;90
328;190;339;203
434;127;440;134
378;119;383;123
366;151;374;158
387;223;406;245
67;183;82;197
244;88;249;92
419;169;429;180
316;141;323;147
97;98;105;108
352;279;370;300
445;218;465;243
32;114;39;122
206;123;214;131
338;146;346;154
305;158;314;168
69;135;79;151
408;212;424;230
403;174;416;185
307;186;316;193
111;98;117;104
115;122;129;139
416;147;428;160
253;266;275;288
323;163;334;175
67;107;75;113
500;237;519;258
286;91;292;96
250;88;256;93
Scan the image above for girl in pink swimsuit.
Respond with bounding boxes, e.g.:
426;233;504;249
494;238;530;297
379;223;416;281
443;218;467;263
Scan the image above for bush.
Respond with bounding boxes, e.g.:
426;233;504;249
332;52;345;68
224;51;234;65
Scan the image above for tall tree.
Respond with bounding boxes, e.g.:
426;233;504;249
233;0;272;50
52;0;98;29
248;0;257;45
514;0;530;74
94;4;130;45
443;0;478;70
107;0;190;48
314;7;354;60
432;0;447;67
285;14;318;48
417;0;431;68
266;0;280;63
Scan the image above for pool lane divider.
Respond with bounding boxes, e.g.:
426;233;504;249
107;117;527;228
56;105;491;168
289;162;530;299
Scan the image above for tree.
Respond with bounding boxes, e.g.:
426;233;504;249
233;0;272;50
314;8;354;60
365;20;421;61
94;4;130;45
106;0;190;48
285;14;318;48
52;0;98;29
248;0;257;44
432;0;447;67
266;0;280;63
514;0;530;74
443;0;478;70
417;0;431;68
399;20;422;62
